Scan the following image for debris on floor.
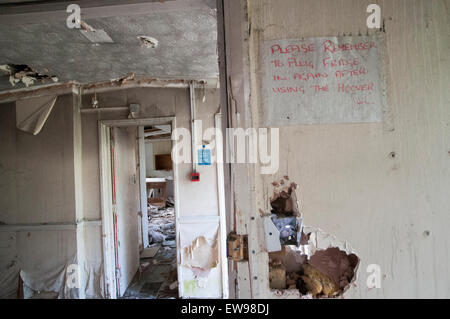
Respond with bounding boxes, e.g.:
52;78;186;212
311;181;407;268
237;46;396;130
120;203;178;299
148;204;176;245
166;197;175;207
169;281;178;290
140;245;160;259
162;240;176;248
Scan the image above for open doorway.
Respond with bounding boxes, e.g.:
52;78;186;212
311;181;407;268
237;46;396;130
90;1;228;300
99;117;180;299
123;124;178;299
0;0;229;300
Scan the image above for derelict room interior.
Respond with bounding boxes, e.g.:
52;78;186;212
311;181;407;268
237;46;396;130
0;0;449;302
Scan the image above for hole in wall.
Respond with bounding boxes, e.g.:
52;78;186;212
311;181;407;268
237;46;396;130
269;245;359;298
266;177;360;298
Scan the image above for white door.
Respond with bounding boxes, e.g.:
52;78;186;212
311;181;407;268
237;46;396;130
111;127;140;297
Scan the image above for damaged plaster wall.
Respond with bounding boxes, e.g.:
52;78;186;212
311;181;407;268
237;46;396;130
265;179;360;298
80;87;223;298
243;0;450;298
0;96;80;298
80;87;220;217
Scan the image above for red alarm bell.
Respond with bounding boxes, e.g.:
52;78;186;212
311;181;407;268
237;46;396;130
190;172;200;182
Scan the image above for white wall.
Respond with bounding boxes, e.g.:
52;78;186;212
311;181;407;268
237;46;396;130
145;142;154;177
229;0;450;298
0;95;80;298
82;88;221;217
80;87;223;297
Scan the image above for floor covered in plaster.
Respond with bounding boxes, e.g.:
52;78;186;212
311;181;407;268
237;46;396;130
121;204;178;299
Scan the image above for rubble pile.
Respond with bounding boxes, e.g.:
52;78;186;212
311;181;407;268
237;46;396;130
269;250;356;298
121;199;178;299
299;263;339;297
148;202;176;247
268;238;359;297
268;259;286;289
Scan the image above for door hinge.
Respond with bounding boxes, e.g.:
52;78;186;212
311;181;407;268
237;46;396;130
115;268;121;279
227;232;248;262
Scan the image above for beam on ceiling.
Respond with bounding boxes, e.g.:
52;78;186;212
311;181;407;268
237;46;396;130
0;82;78;104
0;77;218;104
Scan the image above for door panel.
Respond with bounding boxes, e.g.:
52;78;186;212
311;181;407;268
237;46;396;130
111;127;140;297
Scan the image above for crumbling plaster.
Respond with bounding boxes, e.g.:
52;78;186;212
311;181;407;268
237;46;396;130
80;87;221;221
240;0;450;299
0;86;223;298
0;95;83;298
0;5;218;91
80;87;223;297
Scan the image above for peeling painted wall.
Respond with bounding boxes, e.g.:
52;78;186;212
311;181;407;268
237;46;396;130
0;87;223;298
81;87;221;218
241;0;450;298
80;87;224;298
0;96;80;298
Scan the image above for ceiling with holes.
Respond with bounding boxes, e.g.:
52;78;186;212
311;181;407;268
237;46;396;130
0;0;218;91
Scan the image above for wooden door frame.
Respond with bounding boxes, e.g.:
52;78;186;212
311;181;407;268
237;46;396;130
98;117;177;298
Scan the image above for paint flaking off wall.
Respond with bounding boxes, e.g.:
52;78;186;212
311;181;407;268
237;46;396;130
181;235;219;279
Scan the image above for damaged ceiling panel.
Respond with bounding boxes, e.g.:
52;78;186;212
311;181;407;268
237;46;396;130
0;2;218;91
0;64;58;87
79;21;114;44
